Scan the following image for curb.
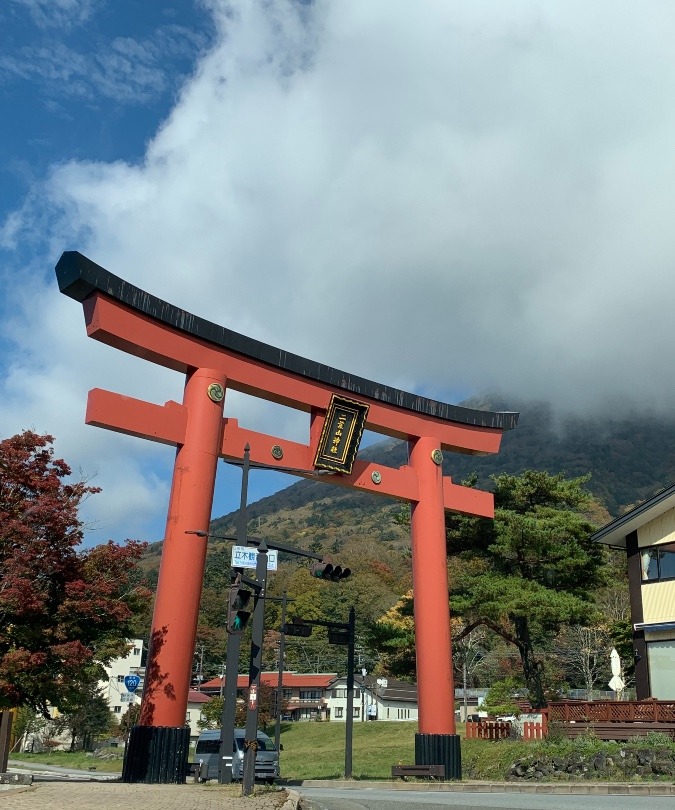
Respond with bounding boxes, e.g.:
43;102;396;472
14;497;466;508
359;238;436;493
283;788;302;809
294;779;675;796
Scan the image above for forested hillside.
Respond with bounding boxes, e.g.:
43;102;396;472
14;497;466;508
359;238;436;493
139;396;675;686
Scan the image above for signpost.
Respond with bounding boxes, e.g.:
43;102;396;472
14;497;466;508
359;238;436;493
124;675;141;693
231;545;278;571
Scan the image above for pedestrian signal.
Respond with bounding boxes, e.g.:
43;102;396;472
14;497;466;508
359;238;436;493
227;582;252;634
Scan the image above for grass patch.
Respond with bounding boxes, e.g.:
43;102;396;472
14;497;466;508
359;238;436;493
13;724;675;782
11;750;123;773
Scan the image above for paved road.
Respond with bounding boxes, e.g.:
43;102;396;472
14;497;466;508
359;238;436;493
300;787;675;810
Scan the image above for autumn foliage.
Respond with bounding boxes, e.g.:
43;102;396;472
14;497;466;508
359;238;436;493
0;430;149;714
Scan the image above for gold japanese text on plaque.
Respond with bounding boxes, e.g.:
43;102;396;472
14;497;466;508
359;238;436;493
313;394;369;474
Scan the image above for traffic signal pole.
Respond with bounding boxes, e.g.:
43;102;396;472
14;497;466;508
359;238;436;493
283;611;355;778
219;446;250;784
242;540;268;796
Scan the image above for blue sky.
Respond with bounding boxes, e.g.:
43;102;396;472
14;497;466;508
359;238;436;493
3;1;675;546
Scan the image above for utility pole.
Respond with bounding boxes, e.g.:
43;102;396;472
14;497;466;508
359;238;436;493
463;662;468;723
274;592;288;755
345;607;355;778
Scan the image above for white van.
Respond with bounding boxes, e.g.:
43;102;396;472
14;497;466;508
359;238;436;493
195;728;280;783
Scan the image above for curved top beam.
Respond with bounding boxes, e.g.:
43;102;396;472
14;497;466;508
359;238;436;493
56;250;518;431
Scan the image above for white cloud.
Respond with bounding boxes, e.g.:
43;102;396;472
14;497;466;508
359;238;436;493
8;0;99;30
4;0;675;542
0;27;206;104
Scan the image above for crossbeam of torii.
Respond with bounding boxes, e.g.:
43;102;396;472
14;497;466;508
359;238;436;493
56;251;517;779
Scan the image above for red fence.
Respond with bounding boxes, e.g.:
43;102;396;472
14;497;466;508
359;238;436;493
465;715;547;741
522;719;546;740
465;721;512;740
549;699;675;724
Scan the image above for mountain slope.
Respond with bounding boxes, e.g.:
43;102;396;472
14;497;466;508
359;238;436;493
211;397;675;535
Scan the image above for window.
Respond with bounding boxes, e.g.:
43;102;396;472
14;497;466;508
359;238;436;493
353;707;360;718
299;690;320;701
334;707;343;718
641;543;675;582
282;689;293;700
133;647;141;656
647;639;675;699
397;708;410;719
117;675;125;683
332;688;347;699
114;706;121;714
186;711;191;721
299;708;315;720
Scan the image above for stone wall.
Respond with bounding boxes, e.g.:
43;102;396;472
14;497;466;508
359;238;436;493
509;747;675;780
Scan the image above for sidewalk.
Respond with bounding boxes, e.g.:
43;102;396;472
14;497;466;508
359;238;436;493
3;760;300;808
0;782;300;809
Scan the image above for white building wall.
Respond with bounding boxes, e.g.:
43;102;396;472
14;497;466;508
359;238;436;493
99;639;144;720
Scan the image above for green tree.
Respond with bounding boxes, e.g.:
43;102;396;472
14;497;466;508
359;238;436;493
367;591;416;680
54;685;116;750
448;470;607;709
119;703;141;741
197;681;275;732
481;677;523;717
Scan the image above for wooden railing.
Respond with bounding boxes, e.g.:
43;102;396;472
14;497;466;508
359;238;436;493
522;719;546;740
549;699;675;724
465;720;512;740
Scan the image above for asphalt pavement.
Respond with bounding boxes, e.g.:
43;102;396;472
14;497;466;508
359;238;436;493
2;764;674;810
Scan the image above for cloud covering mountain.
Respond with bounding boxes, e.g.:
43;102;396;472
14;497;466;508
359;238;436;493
3;1;675;543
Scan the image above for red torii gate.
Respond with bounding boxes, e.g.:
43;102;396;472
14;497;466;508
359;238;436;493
56;251;517;780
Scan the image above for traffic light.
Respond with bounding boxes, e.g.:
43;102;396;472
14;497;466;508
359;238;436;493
283;619;313;638
310;560;351;581
227;579;252;634
327;628;351;645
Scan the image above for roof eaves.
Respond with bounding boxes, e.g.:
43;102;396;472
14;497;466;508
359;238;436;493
592;483;675;548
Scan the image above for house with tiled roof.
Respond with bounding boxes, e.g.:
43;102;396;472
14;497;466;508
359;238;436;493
200;672;336;721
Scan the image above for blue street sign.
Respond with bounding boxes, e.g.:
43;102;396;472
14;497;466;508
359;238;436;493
124;674;141;693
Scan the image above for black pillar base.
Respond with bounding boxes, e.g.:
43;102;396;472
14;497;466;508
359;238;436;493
415;732;461;780
122;725;190;784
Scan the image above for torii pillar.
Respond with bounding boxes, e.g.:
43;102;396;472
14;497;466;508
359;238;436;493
56;251;518;782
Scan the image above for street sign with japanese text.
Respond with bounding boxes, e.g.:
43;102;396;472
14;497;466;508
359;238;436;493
231;545;278;571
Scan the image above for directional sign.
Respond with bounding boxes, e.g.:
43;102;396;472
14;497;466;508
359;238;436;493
231;546;278;571
124;674;141;693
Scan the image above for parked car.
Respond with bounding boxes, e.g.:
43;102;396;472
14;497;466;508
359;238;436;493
195;729;279;783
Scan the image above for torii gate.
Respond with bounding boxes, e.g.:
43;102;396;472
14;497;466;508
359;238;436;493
56;251;517;781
